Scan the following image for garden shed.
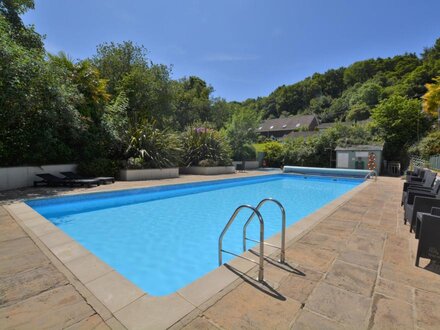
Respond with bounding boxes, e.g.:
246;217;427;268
335;145;383;175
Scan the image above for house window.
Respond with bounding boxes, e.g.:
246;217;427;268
282;124;287;128
270;126;274;129
258;127;262;130
296;123;301;128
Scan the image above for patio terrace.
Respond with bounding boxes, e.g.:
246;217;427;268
1;175;439;329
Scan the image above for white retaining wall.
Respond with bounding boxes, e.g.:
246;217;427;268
119;168;179;181
0;164;78;191
232;161;260;170
179;166;236;175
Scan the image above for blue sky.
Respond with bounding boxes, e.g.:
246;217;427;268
23;0;440;101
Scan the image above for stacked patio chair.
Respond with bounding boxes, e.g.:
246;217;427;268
405;166;424;181
401;171;438;205
415;207;440;266
401;168;440;266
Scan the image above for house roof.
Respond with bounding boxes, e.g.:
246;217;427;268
257;115;317;133
284;131;319;139
335;144;384;151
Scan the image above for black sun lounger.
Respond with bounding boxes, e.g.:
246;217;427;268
35;173;100;188
34;173;70;187
60;171;115;184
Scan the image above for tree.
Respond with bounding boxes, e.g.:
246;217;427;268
0;0;43;50
371;95;431;159
93;41;173;127
224;107;261;160
422;76;440;126
172;76;213;129
346;103;371;121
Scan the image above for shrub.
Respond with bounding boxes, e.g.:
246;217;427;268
125;121;181;168
283;138;318;166
419;130;440;158
77;158;120;177
181;125;232;166
198;159;218;167
233;144;256;161
261;141;283;167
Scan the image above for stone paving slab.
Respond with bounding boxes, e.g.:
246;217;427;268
0;285;98;329
0;210;115;330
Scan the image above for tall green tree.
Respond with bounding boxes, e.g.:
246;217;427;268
93;41;173;127
224;107;261;160
371;95;431;159
172;76;213;129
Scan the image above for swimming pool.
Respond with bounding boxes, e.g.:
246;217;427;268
27;174;362;296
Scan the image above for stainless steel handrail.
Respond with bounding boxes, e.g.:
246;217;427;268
365;170;377;181
218;205;265;282
242;198;286;264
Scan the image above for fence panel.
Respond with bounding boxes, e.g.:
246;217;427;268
430;155;440;170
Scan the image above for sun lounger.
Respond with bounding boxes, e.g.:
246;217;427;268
60;171;115;184
34;173;71;187
35;173;100;188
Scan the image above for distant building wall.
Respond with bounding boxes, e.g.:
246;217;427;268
336;150;382;175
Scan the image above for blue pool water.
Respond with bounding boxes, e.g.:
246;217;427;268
27;174;362;296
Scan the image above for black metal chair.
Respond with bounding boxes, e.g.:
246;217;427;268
235;161;246;173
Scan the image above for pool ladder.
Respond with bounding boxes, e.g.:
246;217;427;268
218;198;286;282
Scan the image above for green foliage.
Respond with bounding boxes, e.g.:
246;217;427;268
224;107;261;160
77;158;119;177
371;95;431;159
0;0;43;50
346;103;371;121
259;124;380;168
181;125;232;167
239;144;257;161
173;76;214;129
261;141;283;167
283;137;318;166
125;121;182;169
418;131;440;159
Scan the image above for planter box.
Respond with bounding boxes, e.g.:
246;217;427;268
179;166;236;175
120;168;179;181
232;160;260;170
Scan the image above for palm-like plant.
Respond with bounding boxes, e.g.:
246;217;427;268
181;125;232;166
126;120;181;169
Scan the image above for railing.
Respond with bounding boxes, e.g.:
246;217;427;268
429;155;440;171
408;155;440;171
242;198;286;263
365;170;377;181
218;205;265;282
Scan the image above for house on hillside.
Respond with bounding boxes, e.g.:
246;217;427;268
257;115;319;139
